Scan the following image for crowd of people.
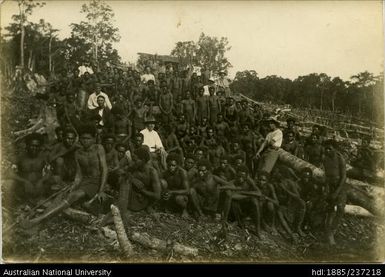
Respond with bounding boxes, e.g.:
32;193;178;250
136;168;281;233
8;61;369;247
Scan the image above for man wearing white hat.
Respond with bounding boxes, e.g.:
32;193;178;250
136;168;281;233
216;71;231;97
140;116;167;169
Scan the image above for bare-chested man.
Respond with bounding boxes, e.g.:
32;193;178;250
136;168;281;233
23;125;108;227
102;134;121;191
48;128;79;190
220;165;262;237
196;88;209;124
118;146;161;215
181;91;196;125
159;80;174;124
11;133;50;203
111;106;132;146
323;140;347;245
161;153;190;217
190;159;232;219
208;87;221;125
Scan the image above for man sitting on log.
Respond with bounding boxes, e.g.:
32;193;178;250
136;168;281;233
255;117;283;175
22;124;108;227
323;139;347;245
160;153;190;218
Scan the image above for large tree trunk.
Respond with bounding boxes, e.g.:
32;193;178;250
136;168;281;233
277;148;385;217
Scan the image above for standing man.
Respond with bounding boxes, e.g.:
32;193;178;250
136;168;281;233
323;140;347;245
87;82;112;110
255;118;283;174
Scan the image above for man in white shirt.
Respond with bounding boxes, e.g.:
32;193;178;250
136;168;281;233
140;66;156;84
255;117;283;173
203;78;215;96
140;117;167;170
87;83;112;110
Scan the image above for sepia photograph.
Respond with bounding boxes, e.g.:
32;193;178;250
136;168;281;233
0;0;384;263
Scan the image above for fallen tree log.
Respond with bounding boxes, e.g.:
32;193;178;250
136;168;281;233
277;148;385;217
345;205;374;218
110;204;134;257
130;232;198;257
63;208;96;224
101;226;198;257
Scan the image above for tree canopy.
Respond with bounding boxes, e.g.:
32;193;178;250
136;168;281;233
171;33;232;75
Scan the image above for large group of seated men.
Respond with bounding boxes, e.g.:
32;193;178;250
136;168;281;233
6;61;376;246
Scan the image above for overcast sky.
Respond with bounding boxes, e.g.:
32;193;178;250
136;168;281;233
1;0;383;80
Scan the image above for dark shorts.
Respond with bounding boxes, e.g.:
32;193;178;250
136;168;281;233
78;178;100;199
165;194;188;212
127;178;152;212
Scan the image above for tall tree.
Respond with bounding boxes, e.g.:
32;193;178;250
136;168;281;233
70;0;121;70
350;71;377;115
171;33;232;75
6;0;45;69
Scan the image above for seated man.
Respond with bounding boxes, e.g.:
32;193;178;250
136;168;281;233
255;117;283;174
117;146;161;216
273;170;306;237
220;165;262;238
102;134;121;191
48;128;79;190
161;153;190;217
213;155;236;181
23;124;108;227
140;116;167;170
184;154;199;185
10;133;51;204
190;159;232;219
299;168;329;231
255;172;280;235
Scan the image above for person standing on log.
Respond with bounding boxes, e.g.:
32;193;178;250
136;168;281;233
255;117;283;174
323;139;347;245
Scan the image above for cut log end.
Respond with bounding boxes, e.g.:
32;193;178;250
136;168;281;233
110;204;134;257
